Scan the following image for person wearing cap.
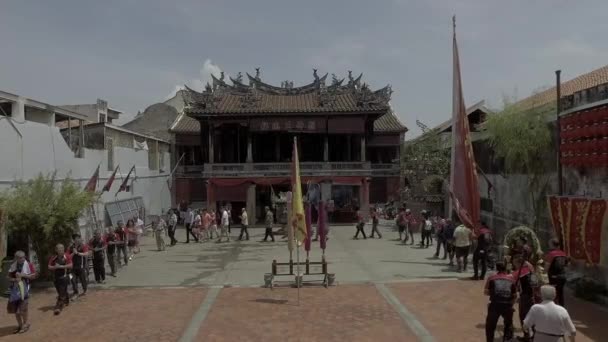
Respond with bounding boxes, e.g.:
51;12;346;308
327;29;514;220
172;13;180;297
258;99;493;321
7;250;36;334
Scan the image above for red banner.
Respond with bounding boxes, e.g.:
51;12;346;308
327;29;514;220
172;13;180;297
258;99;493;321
547;196;607;264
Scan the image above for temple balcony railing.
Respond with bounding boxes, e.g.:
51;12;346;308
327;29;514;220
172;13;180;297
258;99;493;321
175;162;401;178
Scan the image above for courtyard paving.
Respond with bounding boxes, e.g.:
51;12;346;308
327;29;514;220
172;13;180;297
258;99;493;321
0;221;605;341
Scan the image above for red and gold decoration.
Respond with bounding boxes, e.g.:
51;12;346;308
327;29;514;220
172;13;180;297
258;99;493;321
559;106;608;168
548;195;607;265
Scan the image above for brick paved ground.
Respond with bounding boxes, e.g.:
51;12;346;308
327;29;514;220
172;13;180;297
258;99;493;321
388;279;608;342
0;288;206;342
196;285;416;342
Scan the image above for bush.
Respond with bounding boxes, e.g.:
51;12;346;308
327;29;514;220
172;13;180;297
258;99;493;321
2;173;95;277
573;276;608;302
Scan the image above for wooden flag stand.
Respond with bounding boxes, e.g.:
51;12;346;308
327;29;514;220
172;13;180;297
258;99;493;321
266;256;334;289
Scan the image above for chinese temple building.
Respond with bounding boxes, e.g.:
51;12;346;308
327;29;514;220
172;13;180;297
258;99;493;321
169;69;407;223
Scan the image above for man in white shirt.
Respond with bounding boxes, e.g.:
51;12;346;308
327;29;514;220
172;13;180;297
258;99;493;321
217;206;231;242
239;208;249;241
185;207;198;243
452;223;472;272
524;285;576;342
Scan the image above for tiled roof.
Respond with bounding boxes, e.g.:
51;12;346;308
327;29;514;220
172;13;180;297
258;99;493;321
186;91;388;115
171;111;407;134
516;64;608;110
170;113;199;134
374;110;408;132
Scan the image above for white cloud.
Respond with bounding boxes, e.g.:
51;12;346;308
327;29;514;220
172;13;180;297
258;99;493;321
166;59;222;99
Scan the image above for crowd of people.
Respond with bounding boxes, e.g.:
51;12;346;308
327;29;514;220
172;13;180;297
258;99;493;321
353;205;576;341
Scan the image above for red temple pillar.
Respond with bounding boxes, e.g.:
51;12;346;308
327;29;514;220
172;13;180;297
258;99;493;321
360;178;370;219
206;180;216;212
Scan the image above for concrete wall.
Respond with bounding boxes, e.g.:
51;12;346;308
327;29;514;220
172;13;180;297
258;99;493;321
0;118;171;240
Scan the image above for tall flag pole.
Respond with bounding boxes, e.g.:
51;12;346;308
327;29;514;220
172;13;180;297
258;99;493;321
166;153;185;190
449;15;481;232
291;137;307;304
84;164;100;193
318;201;327;256
304;203;312;257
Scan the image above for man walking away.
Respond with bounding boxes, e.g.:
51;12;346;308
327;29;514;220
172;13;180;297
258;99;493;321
68;234;89;299
218;206;231;242
354;207;367;239
7;250;36;334
263;206;275;242
472;222;492;280
370;207;382;238
48;244;72;315
453;224;472;272
185;207;196;243
434;217;448;259
546;238;569;307
523;285;576;342
105;228;118;277
227;206;232;234
88;229;106;284
405;209;415;245
154;216;167;251
421;213;433;248
443;219;456;265
396;207;406;241
484;262;515;342
168;209;178;245
115;223;128;266
239;208;250;240
513;256;539;342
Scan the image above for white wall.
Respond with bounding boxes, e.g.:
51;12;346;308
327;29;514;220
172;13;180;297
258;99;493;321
0;119;171;238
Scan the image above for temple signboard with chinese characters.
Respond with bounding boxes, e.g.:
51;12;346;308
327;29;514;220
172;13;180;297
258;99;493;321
250;117;326;133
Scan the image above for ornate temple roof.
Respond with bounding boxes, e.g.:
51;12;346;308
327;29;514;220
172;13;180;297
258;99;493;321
181;69;393;115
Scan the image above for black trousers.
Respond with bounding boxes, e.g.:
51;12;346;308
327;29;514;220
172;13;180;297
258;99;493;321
71;268;88;295
519;296;534;339
473;249;488;279
239;224;249;240
435;238;447;258
485;302;513;342
549;276;566;307
421;230;431;247
186;223;198;242
354;223;367;239
107;253;117;275
370;222;382;238
92;257;105;282
117;244;128;265
54;276;69;310
263;227;275;241
168;225;177;245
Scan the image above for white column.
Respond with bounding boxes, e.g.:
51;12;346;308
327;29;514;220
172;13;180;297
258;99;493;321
208;129;214;163
360;135;366;161
11;97;25;122
246;133;253;163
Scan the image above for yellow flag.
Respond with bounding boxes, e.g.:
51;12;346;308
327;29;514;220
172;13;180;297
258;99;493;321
291;137;307;244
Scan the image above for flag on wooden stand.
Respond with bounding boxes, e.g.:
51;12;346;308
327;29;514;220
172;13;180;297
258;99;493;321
449;16;480;231
84;165;100;193
291;137;307;244
102;166;119;192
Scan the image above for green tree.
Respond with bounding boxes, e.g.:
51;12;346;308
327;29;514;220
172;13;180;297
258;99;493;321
484;97;555;229
402;129;451;196
3;173;95;277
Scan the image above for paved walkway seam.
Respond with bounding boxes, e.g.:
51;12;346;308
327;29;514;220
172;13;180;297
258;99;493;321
178;287;221;342
375;283;436;342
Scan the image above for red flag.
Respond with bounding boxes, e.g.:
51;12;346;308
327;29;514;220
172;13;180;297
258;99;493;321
84;165;100;193
449;17;480;231
102;166;119;192
116;165;135;195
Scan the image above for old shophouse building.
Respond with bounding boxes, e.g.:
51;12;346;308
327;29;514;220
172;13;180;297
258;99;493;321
169;70;407;223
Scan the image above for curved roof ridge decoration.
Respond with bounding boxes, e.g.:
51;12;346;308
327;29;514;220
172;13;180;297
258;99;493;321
245;72;328;95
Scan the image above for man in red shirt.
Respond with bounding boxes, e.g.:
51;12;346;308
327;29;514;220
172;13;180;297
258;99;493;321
88;229;107;284
68;234;89;298
105;227;119;277
484;262;515;342
48;244;72;315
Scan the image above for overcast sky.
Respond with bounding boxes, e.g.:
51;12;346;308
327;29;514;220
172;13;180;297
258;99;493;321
2;0;607;136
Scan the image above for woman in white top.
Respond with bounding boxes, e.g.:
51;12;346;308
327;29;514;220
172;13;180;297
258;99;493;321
238;208;249;241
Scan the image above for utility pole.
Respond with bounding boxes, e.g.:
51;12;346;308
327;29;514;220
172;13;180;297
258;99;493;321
556;70;563;195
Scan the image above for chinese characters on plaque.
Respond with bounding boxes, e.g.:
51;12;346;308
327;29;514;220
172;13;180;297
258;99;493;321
257;119;318;132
